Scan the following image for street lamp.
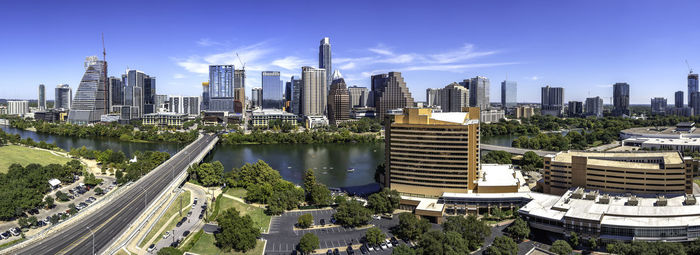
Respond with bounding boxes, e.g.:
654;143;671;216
86;226;95;255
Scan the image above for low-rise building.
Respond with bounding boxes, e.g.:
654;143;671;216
7;100;29;116
142;112;187;127
480;109;505;123
519;188;700;242
543;151;692;195
250;109;297;127
305;115;328;129
515;106;535;119
622;137;700;152
476;164;526;193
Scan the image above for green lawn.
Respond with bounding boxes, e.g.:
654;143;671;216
217;196;271;232
0;145;70;172
188;232;265;255
225;187;248;199
694;179;700;187
139;190;191;247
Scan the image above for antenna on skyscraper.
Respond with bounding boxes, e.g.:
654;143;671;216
687;60;693;74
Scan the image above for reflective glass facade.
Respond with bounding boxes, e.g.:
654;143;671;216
262;71;283;109
68;57;108;124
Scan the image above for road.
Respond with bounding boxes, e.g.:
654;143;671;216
13;134;217;255
148;185;207;253
480;144;554;157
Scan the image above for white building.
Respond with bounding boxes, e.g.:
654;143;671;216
7;100;29;116
168;96;200;115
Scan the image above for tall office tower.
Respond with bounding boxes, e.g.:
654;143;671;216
55;84;72;110
168;96;200;115
291;76;302;115
689;73;699;107
469;76;490;109
327;70;350;125
567;101;583;117
108;76;123;108
300;66;327;116
201;82;209;110
612;82;630;116
500;80;517;109
251;87;263;108
541;86;565;116
691;92;700;116
385;107;481;197
439;82;469;112
7;101;29;116
585;96;604;117
651;97;667;115
122;69;149;118
234;69;245;112
370;74;388;108
38;84;46;110
426;88;442;107
284;81;292;112
676;91;684;108
372;72;414;120
458;79;470;89
208;65;235;112
143;76;156;114
348;86;369;108
68;56;108;124
262;71;283;109
319;37;332;88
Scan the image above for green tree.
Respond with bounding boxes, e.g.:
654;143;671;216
505;218;529;241
230;160;282;188
550;240;572;255
568;232;579;248
367;188;401;214
442;215;491;251
297;214;313;229
18;217;30;229
94;187;103;195
443;231;470;255
392;244;416;255
190;161;224;187
55;191;69;201
334;194;348;205
214;208;261;252
485;236;518;255
483;151;513;164
44;196;55;209
365;227;386;246
393;212;430;241
333;199;372;227
588;237;598;251
308;183;332;206
417;230;444;255
298;233;319;254
157;247;183;255
303;168;316;192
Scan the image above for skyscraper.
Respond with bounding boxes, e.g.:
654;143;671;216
372;72;414;120
469;76;490;109
439;82;469;112
689;73;699;108
285;81;292;111
327;70;350;125
234;69;245;112
348;86;369;108
500;80;517;108
38;84;46;110
55;84;72;110
651;97;667;115
67;56;108;124
143;76;156;114
585;96;604;117
301;66;327;116
251;87;263;108
168;96;200;115
201;82;209;110
612;82;630;116
691;92;700;116
262;71;283;109
568;101;583;117
209;65;235;112
426;88;442;107
109;76;123;108
291;76;302;115
541;86;565;116
676;91;684;108
319;37;332;88
7;101;29;116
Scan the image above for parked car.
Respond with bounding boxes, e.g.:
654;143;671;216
366;243;374;251
182;230;190;237
320;219;325;226
391;236;399;246
333;248;340;255
386;240;393;248
163;232;170;239
147;244;155;252
193;198;198;205
360;245;368;254
176;221;183;227
347;246;355;255
372;215;381;220
380;243;387;250
326;249;333;255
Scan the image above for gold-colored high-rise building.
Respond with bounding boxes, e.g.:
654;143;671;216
385;107;481;197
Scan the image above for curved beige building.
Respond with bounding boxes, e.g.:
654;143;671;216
385;107;480;198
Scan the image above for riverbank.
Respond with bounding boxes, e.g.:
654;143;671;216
0;145;70;172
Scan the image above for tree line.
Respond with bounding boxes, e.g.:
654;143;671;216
219;129;380;145
10;119;197;143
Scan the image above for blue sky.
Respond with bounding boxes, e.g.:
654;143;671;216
1;0;700;104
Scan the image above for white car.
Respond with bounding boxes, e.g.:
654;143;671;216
380;243;388;250
367;244;374;251
386;240;393;248
147;244;155;252
162;232;170;239
372;215;381;220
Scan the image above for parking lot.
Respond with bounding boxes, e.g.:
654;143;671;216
264;209;414;255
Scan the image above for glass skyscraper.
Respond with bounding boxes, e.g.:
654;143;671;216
209;65;234;98
689;73;699;108
262;71;283;109
38;84;46;110
612;82;630;116
500;80;517;108
469;76;490;109
68;56;108;124
55;84;72;110
319;37;332;89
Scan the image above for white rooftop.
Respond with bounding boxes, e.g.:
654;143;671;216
478;164;518;187
430;112;468;124
48;178;61;187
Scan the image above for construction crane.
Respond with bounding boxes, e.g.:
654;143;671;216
687;59;694;74
236;52;246;71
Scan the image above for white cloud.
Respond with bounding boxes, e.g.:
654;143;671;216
272;56;311;70
528;76;541;81
196;38;223;47
427;44;499;64
339;62;356;70
404;62;519;72
173;73;186;79
368;47;393;56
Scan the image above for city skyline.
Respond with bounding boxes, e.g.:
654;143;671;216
2;1;700;104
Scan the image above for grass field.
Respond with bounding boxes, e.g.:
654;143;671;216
188;233;265;255
0;145;70;173
139;190;191;247
225;187;247;199
217;195;271;232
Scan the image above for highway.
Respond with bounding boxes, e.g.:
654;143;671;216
12;133;217;255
